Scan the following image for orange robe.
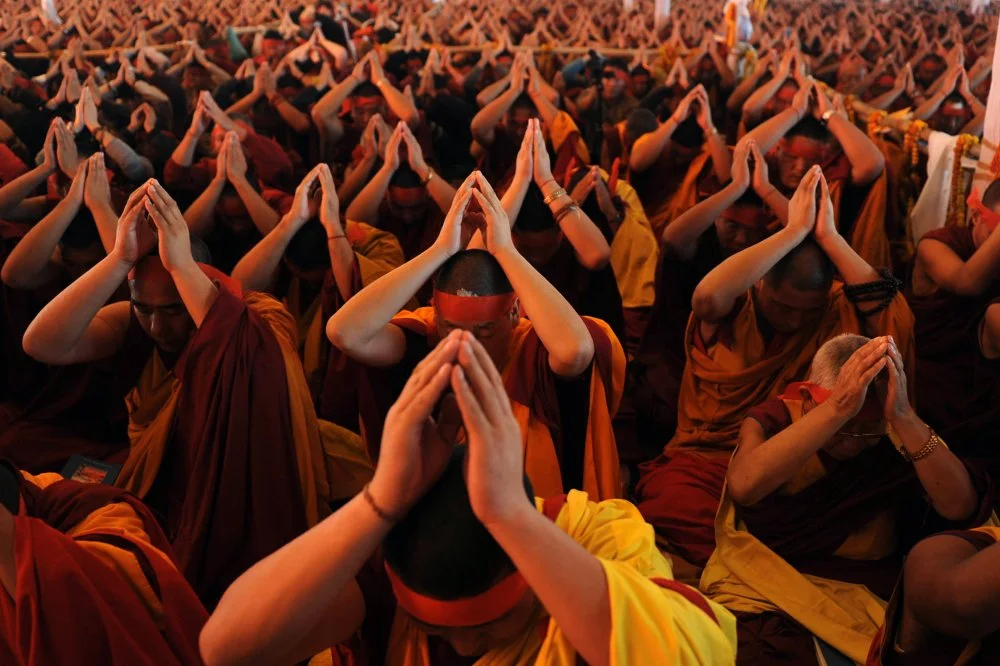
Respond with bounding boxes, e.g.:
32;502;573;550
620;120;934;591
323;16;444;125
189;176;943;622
0;467;207;665
359;307;625;500
635;286;915;566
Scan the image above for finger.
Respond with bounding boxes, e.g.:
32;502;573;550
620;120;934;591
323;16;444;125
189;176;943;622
143;196;170;232
123;182;151;215
473;171;502;210
859;357;888;389
450;364;491;438
470;189;496;219
400;332;463;407
399;360;455;425
149;180;179;211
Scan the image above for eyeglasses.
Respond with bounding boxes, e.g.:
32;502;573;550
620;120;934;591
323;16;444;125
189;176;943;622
835;431;887;440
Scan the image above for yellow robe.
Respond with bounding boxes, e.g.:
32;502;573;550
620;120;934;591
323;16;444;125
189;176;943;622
610;179;659;310
385;490;738;665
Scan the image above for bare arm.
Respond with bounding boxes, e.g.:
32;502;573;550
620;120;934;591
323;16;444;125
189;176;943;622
917;227;1000;298
231;215;299;293
664;181;746;261
344;162;393;226
825;113;886;186
338;156;377;209
471;81;522;146
232;177;280;235
183;176;226;237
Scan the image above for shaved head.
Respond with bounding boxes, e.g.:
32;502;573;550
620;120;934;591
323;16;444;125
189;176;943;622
766;238;834;292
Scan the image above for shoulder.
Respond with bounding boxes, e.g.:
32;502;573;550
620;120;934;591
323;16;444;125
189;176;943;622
745;398;793;439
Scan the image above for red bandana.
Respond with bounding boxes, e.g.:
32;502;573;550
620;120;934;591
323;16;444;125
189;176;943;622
968;189;1000;232
385;564;528;628
781;381;883;423
432;290;516;323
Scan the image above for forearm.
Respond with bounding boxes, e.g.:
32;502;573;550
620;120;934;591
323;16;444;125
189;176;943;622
819;233;879;285
183;177;226;236
133;81;169;104
312;77;358;125
530;89;560;129
100;132;154;182
827;115;884;185
231;218;294;292
0;165;52;218
328;234;356;303
271;95;313;134
425;174;457;214
377;81;419;126
913;92;947;121
730;405;842;506
88;202;119;253
741;76;785;124
493;246;594;376
758;186;790;224
345;165;393;225
629;119;675;173
23;254;130;364
487;507;611;666
170;261;219;328
894;413;979;522
664;182;744;258
728;70;770;113
868;86;905;111
693;227;807;321
328;243;449;352
471;87;519;144
338;158;376;208
476;76;511;107
170;129;203;168
500;175;530;225
226;91;262;116
706;131;732;183
233;177;280;234
202;495;386;666
1;197;79;288
742;107;802;154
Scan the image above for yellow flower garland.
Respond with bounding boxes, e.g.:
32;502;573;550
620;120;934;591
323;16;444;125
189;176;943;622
867;111;887;141
947;134;980;227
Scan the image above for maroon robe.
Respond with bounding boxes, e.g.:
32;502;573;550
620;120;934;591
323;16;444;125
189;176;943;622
0;466;207;665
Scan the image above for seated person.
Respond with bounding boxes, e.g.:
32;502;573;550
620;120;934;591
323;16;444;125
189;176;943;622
867;525;1000;666
0;154;126;471
199;331;738;666
496;119;623;342
636;167;914;568
907;179;1000;464
233;164;402;438
741;81;889;268
0;461;207;664
22;181;333;607
181;131;281;273
631;139;785;445
703;334;990;665
327;173;624;501
627;85;732;237
345;122;455;266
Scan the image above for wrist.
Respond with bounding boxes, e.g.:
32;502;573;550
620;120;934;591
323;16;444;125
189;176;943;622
479;497;537;535
892;410;925;445
167;255;199;278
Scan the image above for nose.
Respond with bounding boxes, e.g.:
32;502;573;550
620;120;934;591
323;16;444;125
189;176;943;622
149;312;166;341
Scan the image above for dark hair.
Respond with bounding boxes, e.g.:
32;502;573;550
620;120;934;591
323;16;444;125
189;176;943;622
765;237;834;292
352;81;383;98
383;447;533;599
434;249;513;296
510;93;536;114
190;234;213;264
60;208;101;249
786;116;832;143
389;165;423;189
514;183;557;232
672;116;705;149
285;219;330;271
625;108;659;144
604;58;629;73
263;29;284;40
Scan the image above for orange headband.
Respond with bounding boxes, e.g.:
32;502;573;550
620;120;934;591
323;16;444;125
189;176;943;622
432;291;516;322
968;189;1000;232
782;381;883;422
385;564;528;628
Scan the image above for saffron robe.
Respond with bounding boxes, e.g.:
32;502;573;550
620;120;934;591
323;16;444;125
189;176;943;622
702;396;993;665
866;527;1000;666
635;286;916;567
114;276;333;607
0;467;207;665
359;308;625;501
344;491;738;665
908;226;1000;460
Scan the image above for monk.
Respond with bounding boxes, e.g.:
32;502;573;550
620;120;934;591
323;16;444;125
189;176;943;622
496;119;622;342
0;153;127;472
181;131;282;273
0;461;207;664
741;80;890;268
631;139;785;446
199;332;738;666
635;167;915;568
471;54;589;184
327;172;624;501
345;122;456;264
232;163;401;446
310;50;420;165
627;84;732;237
867;526;1000;666
21;180;331;607
907;179;1000;468
703;335;989;666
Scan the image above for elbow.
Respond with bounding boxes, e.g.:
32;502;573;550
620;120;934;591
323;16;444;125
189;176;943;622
0;262;19;289
851;155;885;187
690;285;728;323
21;327;51;364
726;469;763;507
579;244;611;271
199;620;246;666
402;109;421;128
549;335;595;378
325;313;353;353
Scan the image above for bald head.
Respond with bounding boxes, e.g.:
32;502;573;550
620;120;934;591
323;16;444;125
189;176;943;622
435;250;513;297
766;238;834;292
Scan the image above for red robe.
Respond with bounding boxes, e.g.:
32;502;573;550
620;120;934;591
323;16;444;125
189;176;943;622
0;468;207;665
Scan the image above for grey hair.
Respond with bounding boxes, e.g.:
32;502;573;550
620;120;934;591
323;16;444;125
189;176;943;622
807;334;871;389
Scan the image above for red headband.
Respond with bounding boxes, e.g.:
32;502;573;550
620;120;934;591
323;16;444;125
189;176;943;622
782;381;883;422
780;140;826;161
940;101;969;118
968;189;1000;232
385;564;528;628
432;291;516;322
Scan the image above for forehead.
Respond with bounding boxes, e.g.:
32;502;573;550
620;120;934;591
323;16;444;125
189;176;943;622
781;136;827;157
770;282;829;308
130;278;182;306
389;186;426;208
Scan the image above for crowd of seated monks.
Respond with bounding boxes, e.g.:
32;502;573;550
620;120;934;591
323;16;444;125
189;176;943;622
1;0;1000;664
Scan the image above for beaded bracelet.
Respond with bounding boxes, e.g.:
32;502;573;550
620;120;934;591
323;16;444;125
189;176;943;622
362;483;400;523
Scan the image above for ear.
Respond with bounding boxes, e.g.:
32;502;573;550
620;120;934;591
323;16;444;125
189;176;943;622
510;298;521;322
798;387;816;412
